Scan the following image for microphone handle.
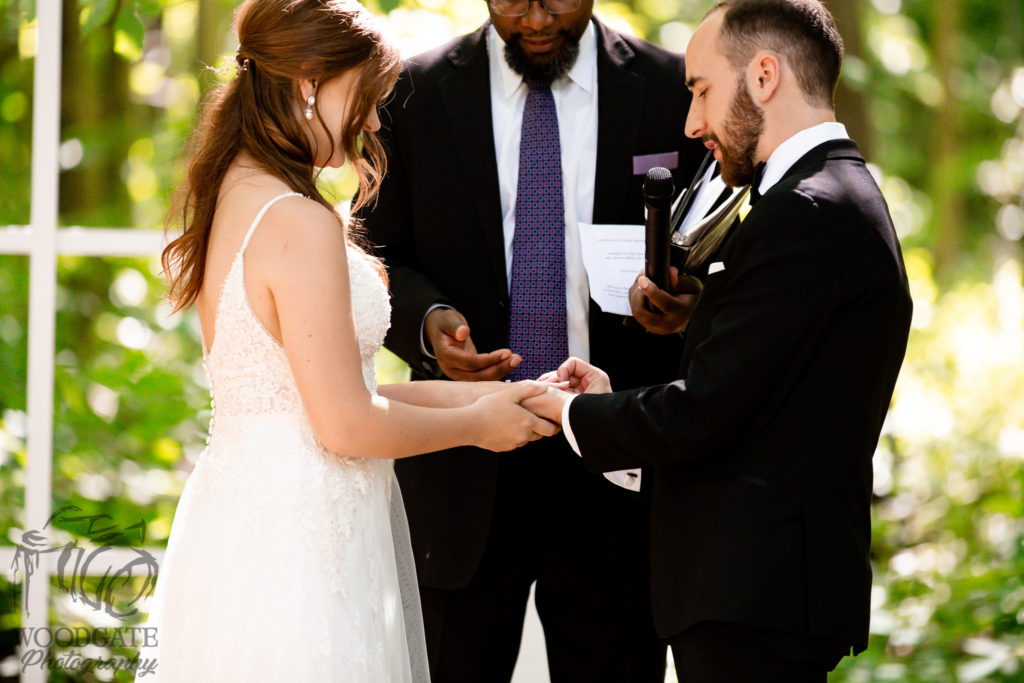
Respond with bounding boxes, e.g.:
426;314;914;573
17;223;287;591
644;197;671;311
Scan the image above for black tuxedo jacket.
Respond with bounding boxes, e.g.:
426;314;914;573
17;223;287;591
570;139;913;651
361;19;705;588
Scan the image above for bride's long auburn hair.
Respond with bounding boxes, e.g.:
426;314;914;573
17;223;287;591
162;0;401;311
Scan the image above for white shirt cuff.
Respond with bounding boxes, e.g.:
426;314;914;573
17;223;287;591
562;394;641;492
419;304;453;358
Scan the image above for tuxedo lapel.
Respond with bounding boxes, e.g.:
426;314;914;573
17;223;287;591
592;21;643;223
439;26;508;298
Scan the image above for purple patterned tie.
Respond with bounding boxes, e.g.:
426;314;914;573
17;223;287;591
508;83;568;381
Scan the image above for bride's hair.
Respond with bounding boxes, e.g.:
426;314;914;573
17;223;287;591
162;0;401;310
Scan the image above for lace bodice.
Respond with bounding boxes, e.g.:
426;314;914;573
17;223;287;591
203;192;391;421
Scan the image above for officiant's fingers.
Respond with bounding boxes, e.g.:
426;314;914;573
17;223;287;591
437;344;521;381
629;276;660;320
642;279;694;316
672;272;704;296
426;308;471;347
632;277;696;335
437;309;469;339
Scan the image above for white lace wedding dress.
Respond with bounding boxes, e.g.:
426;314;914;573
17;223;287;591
136;193;428;681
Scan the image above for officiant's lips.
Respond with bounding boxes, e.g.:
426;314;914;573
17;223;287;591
519;33;560;55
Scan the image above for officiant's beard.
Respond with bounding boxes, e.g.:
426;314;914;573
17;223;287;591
503;30;581;87
706;76;765;188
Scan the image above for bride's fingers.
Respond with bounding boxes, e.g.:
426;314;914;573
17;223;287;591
531;417;561;438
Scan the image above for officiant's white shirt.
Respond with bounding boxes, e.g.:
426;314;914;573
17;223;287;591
563;121;851;489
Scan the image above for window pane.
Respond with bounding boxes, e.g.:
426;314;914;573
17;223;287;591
0;3;33;226
0;575;22;676
0;254;27;546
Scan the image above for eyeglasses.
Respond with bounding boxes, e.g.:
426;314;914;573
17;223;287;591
487;0;582;17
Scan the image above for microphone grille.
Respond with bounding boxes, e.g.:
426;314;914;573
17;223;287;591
644;166;674;196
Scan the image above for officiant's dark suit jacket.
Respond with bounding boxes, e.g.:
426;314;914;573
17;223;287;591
570;139;913;653
361;19;705;589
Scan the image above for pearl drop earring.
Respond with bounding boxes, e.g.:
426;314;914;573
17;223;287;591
304;94;315;121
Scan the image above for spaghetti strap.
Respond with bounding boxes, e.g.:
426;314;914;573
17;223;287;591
239;192;304;255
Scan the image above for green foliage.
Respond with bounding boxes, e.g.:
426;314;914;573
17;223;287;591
831;253;1024;681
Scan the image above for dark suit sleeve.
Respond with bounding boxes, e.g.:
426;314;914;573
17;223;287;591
362;70;452;376
570;190;844;471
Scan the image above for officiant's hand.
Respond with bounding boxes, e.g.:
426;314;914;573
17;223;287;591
628;267;702;335
425;308;522;381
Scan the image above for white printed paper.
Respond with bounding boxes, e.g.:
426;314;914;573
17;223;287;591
578;223;645;316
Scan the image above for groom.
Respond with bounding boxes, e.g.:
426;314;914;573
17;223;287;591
528;0;913;679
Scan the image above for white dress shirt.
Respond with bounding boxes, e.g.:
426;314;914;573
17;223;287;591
563;121;851;489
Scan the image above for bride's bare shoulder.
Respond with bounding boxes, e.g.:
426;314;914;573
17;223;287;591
255;194;345;252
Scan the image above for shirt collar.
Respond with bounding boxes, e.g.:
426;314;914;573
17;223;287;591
757;121;849;195
488;20;597;99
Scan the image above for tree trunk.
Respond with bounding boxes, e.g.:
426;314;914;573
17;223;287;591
831;0;873;159
929;0;963;278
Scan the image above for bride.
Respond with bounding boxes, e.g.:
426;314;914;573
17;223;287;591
136;1;558;680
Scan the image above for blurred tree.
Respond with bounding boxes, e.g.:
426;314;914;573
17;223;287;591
831;0;873;158
927;0;964;277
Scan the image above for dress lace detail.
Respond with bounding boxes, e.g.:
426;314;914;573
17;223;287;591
135;193;427;682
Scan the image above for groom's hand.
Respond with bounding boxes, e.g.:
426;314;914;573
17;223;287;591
628;267;702;335
425;308;522;381
555;357;612;395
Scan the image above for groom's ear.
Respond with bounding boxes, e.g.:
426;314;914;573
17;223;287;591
747;51;781;104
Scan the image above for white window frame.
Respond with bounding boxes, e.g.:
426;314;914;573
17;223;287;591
1;7;165;682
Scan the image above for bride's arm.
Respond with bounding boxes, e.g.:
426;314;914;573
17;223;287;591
376;380;506;408
254;200;556;459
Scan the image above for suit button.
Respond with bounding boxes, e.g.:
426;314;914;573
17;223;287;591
497;300;506;310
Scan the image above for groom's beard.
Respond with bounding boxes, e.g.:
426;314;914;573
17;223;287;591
503;30;582;87
706;76;765;188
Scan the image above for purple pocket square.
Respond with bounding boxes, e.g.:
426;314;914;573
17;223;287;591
632;151;679;175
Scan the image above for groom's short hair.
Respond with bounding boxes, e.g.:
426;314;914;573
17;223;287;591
709;0;844;109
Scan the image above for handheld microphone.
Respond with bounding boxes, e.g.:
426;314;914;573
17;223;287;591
643;167;674;311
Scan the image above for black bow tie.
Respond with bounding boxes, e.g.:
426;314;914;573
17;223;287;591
749;161;767;204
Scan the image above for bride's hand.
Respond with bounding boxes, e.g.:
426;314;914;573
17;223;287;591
469;381;561;452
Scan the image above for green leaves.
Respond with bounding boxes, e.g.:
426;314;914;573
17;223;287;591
79;0;118;39
80;0;146;61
